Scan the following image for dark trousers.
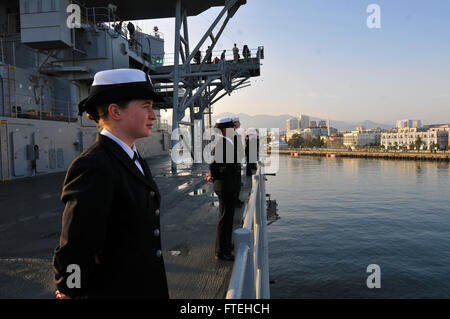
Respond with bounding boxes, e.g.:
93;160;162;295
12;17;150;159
215;190;235;256
235;165;241;202
246;163;257;176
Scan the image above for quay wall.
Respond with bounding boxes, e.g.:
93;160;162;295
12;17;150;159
271;149;450;162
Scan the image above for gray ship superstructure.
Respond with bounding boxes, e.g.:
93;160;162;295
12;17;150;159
0;0;263;180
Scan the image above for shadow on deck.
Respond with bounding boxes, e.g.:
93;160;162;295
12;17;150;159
0;154;251;299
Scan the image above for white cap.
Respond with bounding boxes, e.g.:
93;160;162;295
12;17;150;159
78;68;163;115
216;117;233;124
92;68;153;86
232;116;240;122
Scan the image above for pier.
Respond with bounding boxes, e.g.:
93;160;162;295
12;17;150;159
273;149;450;162
0;155;252;299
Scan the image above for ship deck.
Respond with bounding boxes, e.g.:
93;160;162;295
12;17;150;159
0;154;251;299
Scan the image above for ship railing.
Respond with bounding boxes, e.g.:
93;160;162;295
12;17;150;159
163;46;263;66
226;161;270;299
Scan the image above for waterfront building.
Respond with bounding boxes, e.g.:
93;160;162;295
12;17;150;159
343;131;381;148
422;124;450;147
269;140;288;150
381;128;449;150
309;121;317;128
343;132;357;148
322;135;344;149
285;129;302;141
286;126;336;142
302;127;328;137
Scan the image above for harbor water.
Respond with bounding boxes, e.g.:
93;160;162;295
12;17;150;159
267;155;450;298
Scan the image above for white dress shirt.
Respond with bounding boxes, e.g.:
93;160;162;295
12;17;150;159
100;128;145;175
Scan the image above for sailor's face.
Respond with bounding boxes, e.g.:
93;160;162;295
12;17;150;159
121;99;156;138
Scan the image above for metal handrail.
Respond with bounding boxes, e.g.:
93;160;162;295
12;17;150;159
226;162;270;299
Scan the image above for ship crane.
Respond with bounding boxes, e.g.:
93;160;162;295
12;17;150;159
0;0;263;180
80;0;264;171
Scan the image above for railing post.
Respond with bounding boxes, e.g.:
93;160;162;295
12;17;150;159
242;227;256;299
227;163;271;299
260;164;271;299
254;168;261;298
226;228;252;299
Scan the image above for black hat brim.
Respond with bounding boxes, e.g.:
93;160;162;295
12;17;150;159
215;121;235;130
78;81;165;116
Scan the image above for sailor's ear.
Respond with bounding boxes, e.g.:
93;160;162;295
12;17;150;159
108;103;122;120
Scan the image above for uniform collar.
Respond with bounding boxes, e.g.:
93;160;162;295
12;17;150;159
100;128;138;160
96;134;161;202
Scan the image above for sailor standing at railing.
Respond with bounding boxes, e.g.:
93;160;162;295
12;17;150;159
232;117;244;208
245;129;259;176
232;43;239;62
206;117;238;261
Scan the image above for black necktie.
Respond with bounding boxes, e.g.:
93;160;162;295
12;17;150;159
133;151;146;176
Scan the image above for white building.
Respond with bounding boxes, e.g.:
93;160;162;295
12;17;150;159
269;140;288;150
302;127;328;137
381;128;448;150
285;129;302;141
286;126;332;142
343;131;381;148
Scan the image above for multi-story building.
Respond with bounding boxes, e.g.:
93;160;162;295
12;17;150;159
286;117;299;131
286;127;328;141
309;121;317;128
298;114;310;129
423;124;450;147
322;135;344;148
302;127;328;137
318;120;327;128
285;129;302;142
381;128;448;150
396;119;422;128
343;131;381;148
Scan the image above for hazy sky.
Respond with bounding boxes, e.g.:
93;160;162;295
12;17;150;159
140;0;450;125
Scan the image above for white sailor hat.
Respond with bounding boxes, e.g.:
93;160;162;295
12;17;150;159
232;116;240;122
216;117;233;124
215;117;235;129
78;68;165;115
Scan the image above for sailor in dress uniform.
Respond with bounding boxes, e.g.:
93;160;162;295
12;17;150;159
232;117;244;207
207;117;238;261
52;68;169;299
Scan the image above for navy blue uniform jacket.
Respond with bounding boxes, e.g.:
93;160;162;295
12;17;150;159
52;134;169;299
210;136;238;193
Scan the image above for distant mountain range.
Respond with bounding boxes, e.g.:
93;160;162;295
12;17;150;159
211;113;393;132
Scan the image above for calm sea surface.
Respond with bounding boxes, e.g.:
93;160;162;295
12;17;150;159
266;155;450;298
